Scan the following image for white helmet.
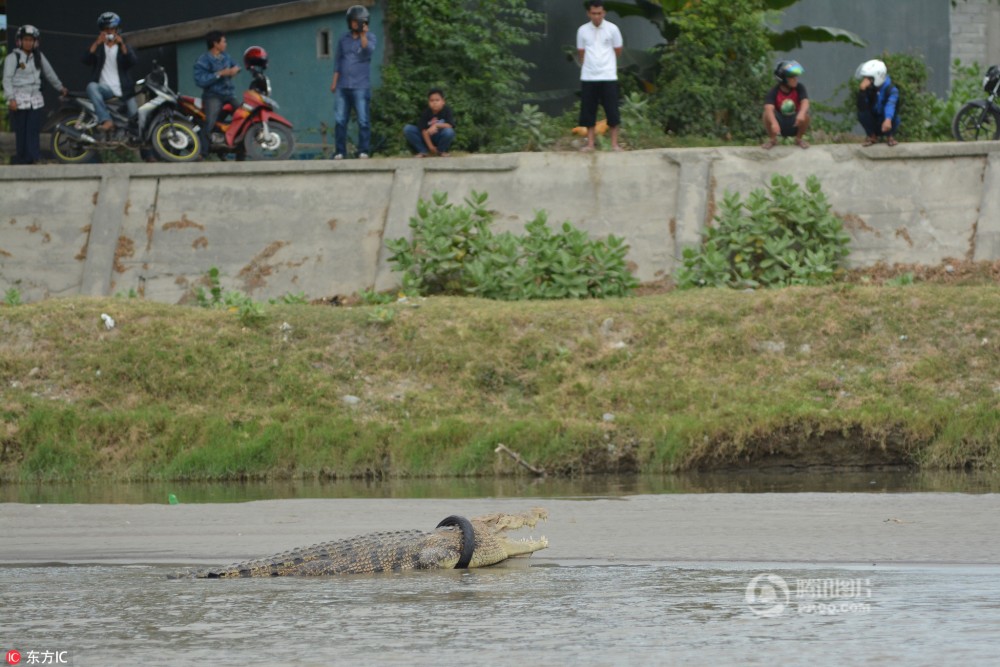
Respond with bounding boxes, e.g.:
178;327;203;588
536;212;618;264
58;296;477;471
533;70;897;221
856;59;888;87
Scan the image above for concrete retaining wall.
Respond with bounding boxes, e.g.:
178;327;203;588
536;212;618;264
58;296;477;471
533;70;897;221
2;142;1000;304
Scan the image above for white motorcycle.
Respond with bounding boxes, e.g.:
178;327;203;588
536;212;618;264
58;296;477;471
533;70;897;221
50;63;201;163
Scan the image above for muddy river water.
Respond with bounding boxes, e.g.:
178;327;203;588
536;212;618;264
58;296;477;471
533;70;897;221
2;491;999;665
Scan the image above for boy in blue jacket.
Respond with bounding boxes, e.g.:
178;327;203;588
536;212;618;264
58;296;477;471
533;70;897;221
856;59;900;147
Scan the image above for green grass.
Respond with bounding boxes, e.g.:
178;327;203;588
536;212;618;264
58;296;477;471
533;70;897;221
1;286;999;481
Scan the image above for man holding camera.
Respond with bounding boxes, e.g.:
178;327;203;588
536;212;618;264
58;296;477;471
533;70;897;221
82;11;138;132
330;5;376;159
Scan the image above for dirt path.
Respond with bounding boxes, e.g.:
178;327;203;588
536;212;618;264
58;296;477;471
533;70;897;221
3;494;998;566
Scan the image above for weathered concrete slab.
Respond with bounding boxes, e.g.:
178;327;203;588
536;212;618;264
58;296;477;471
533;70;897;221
2;143;1000;303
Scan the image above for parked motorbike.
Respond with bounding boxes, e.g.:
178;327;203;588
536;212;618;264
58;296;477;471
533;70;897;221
178;48;295;160
952;65;1000;141
49;63;201;163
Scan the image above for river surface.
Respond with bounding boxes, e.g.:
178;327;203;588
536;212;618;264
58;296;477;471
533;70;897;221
3;469;1000;504
2;560;998;666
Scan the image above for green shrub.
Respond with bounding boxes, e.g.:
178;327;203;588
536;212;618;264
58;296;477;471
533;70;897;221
496;104;560;153
656;0;772;140
386;191;637;300
677;174;851;288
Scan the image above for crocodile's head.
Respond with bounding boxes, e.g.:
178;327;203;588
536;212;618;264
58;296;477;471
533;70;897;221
421;507;549;569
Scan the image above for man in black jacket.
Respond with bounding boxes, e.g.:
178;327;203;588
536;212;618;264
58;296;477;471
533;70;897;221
82;11;138;131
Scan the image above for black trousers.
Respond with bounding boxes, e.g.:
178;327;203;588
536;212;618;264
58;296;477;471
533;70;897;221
579;80;620;128
10;107;44;165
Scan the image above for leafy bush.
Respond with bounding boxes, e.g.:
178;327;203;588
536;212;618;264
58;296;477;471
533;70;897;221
496;104;561;153
386;191;638;300
677;174;851;288
373;0;542;154
656;0;772;140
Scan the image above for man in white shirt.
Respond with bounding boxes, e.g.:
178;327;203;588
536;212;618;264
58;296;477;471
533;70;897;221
82;12;138;132
576;1;623;152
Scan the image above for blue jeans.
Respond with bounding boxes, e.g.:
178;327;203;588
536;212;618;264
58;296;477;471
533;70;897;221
403;124;455;154
334;87;371;155
86;81;138;124
201;94;237;156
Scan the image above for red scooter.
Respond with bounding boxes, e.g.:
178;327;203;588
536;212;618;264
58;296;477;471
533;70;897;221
179;46;295;160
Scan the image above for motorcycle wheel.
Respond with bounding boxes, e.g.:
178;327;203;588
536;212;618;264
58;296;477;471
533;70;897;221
952;103;1000;142
50;114;99;164
243;124;295;160
150;118;202;162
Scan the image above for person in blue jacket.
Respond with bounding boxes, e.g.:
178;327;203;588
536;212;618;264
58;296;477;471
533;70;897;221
194;30;241;159
330;5;376;159
856;59;900;147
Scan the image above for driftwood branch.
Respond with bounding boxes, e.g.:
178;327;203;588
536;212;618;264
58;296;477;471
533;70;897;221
495;443;546;477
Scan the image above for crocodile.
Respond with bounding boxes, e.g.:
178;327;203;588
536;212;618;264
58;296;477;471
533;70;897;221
190;508;548;578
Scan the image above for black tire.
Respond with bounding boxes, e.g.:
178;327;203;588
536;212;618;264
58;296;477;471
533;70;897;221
150;118;201;162
243;123;295;160
50;114;99;164
952;103;1000;142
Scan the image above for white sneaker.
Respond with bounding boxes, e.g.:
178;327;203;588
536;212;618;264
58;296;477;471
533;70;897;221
358;153;370;159
333;153;344;160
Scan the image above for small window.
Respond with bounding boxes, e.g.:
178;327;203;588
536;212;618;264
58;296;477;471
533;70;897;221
317;28;332;59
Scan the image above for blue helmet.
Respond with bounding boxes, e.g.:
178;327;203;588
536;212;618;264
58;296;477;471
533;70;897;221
98;12;121;30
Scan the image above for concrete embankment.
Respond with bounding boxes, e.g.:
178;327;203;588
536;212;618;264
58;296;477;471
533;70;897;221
2;142;1000;303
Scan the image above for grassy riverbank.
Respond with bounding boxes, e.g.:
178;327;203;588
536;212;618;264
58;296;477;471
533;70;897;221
2;285;999;482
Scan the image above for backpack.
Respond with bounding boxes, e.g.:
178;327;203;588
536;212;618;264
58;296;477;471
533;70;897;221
11;50;42;72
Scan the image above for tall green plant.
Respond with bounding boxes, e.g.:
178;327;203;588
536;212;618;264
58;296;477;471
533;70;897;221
373;0;542;154
677;174;851;288
604;0;864;89
386;191;638;300
656;0;773;139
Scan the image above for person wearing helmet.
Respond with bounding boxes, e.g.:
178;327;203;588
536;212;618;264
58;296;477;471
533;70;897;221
856;59;900;147
82;11;139;132
3;25;68;164
762;60;810;150
194;31;241;159
330;5;376;159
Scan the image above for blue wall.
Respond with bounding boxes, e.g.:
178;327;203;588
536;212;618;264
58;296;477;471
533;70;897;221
176;8;384;157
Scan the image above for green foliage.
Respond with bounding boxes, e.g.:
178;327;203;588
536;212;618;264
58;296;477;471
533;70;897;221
885;272;916;287
269;292;308;305
497;104;560;153
605;0;863;91
677;174;851;288
360;288;397;305
4;288;22;306
373;0;542;154
191;267;266;327
656;0;773;139
386;191;638;300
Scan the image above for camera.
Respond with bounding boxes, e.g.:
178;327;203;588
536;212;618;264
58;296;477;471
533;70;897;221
105;33;115;42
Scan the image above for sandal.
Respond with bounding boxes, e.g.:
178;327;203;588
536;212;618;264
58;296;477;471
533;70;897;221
795;139;810;149
761;139;778;150
886;137;898;147
579;145;594;153
862;136;877;147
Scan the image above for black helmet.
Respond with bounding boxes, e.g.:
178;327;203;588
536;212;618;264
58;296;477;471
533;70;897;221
16;24;41;47
98;12;121;30
774;60;804;82
346;5;370;29
243;46;269;70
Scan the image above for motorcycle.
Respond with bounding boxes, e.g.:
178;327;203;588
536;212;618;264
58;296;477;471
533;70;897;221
49;63;201;163
952;65;1000;141
178;65;295;160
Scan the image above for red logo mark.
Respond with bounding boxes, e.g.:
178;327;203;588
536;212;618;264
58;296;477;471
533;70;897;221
6;650;21;666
